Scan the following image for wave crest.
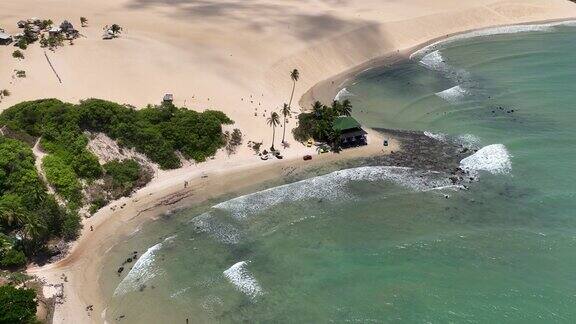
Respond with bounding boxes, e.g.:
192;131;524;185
113;235;176;296
223;261;262;299
214;166;452;219
411;21;576;59
436;85;468;103
460;144;511;175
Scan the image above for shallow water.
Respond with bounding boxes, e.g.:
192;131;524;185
103;24;576;322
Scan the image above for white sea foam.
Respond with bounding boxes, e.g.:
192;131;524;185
334;87;354;101
223;261;262;299
460;144;511;175
424;131;447;142
214;166;452;219
419;50;471;84
170;287;191;299
190;212;242;244
113;235;176;296
419;50;447;71
412;21;576;59
436;85;468;103
456;134;481;148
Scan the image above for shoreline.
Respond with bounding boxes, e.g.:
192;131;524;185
28;131;395;324
300;17;576;109
21;10;576;324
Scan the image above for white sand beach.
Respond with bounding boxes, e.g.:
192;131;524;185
2;0;576;322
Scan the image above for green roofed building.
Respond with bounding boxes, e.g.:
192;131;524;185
333;116;367;147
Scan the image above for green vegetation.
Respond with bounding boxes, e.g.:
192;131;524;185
42;155;82;206
292;99;354;147
40;19;53;30
15;71;26;78
266;111;280;151
110;24;123;36
40;34;64;49
224;128;243;155
12;50;24;60
281;103;291;143
0;285;37;324
103;159;142;197
1;98;231;205
75;99;232;168
15;38;27;50
288;69;299;109
0;98;231;264
0;136;80;265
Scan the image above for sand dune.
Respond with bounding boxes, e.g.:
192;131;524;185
3;0;576;322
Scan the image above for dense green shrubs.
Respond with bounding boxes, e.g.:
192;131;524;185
293;100;353;145
61;213;82;240
1;99;233;170
103;159;141;196
0;285;37;324
76;99;233;168
0;98;231;264
42;155;82;206
0;249;27;269
0;136;81;266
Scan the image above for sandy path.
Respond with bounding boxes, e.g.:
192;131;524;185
0;0;574;322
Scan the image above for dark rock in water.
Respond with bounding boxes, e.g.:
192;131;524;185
139;284;146;292
117;266;124;274
360;128;478;188
126;257;133;263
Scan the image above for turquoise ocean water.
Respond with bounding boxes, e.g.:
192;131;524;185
103;23;576;323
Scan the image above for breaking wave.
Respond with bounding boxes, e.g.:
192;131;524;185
418;50;471;84
424;132;480;149
420;50;448;71
424;131;447;142
190;212;242;244
223;261;262;299
213;166;452;219
460;144;511;175
411;20;576;59
113;235;176;297
436;85;468;103
335;87;354;101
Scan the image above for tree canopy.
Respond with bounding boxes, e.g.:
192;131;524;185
0;285;37;324
292;99;354;147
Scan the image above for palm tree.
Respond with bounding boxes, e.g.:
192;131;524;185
281;103;291;143
80;17;88;27
0;195;26;227
312;101;324;118
267;111;280;150
331;100;342;115
110;24;123;36
288;69;300;109
341;99;353;116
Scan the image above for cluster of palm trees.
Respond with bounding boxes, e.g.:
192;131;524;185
0;199;45;254
266;69;299;151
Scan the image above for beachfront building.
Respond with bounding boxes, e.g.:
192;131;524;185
0;31;12;45
163;93;174;104
333;116;367;148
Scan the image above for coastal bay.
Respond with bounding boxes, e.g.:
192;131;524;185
1;0;576;322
